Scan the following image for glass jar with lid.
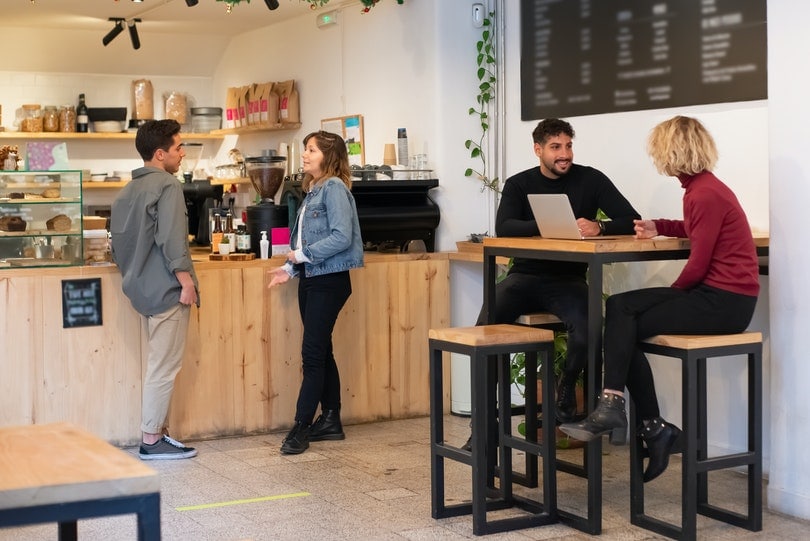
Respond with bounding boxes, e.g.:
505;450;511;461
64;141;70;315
43;106;59;132
21;104;43;132
59;105;77;132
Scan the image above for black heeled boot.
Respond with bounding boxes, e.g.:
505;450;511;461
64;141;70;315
309;409;345;442
555;378;578;423
559;392;628;445
280;421;311;455
640;417;682;482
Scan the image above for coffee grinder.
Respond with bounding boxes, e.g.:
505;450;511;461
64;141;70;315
244;155;288;255
179;142;223;246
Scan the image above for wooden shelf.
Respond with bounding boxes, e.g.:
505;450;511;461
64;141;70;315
82;181;129;189
0;131;225;141
209;123;301;136
0;124;301;140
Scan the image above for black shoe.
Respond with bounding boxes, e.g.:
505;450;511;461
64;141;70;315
280;422;310;455
640;417;682;482
559;391;628;445
555;380;578;423
309;409;345;441
461;434;472;452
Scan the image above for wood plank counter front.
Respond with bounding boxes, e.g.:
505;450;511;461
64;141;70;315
0;251;450;446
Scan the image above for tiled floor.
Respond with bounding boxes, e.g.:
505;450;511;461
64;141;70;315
2;414;808;540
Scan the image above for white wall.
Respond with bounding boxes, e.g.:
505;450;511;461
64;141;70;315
765;2;810;521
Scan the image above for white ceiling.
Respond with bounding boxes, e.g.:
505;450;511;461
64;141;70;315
4;0;319;37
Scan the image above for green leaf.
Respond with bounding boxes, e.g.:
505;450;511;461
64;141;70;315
464;168;473;177
471;148;481;158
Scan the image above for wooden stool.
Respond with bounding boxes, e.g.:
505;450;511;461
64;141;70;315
630;332;763;540
514;312;564;329
0;423;161;540
429;324;557;535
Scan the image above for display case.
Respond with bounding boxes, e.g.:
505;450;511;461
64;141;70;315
0;170;83;268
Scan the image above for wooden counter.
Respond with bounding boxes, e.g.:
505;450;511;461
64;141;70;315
0;251;450;446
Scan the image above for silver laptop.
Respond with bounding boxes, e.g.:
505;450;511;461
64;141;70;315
528;193;621;240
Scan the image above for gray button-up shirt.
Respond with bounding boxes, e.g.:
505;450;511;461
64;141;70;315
110;166;199;316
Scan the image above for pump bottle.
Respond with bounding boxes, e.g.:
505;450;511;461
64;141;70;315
259;231;270;259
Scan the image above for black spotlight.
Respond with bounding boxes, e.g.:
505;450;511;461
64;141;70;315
128;19;141;50
264;0;279;10
185;0;199;6
102;18;125;47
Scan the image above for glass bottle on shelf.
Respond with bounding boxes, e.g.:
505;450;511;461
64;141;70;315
76;93;89;133
224;209;236;247
211;213;223;254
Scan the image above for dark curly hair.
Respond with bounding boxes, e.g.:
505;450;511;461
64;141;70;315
532;118;575;145
135;119;182;161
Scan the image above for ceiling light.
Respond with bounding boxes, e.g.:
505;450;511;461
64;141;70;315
265;0;280;10
185;0;199;6
132;0;144;3
128;19;141;50
102;19;125;47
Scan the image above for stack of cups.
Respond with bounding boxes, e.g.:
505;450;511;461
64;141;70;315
383;143;397;166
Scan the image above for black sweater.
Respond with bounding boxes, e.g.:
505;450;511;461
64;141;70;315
496;164;640;276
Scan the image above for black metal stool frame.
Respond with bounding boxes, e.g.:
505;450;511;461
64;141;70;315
629;339;763;540
429;334;558;535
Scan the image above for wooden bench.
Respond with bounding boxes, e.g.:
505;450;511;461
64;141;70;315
428;324;558;535
0;423;161;540
630;332;763;540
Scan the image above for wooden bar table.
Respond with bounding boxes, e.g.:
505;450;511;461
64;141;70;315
0;423;161;540
481;234;769;535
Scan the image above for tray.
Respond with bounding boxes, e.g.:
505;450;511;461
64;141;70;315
209;253;256;261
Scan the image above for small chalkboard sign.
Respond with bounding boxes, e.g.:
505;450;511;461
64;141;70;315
62;278;102;328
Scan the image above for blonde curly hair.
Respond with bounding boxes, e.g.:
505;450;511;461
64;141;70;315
647;116;718;177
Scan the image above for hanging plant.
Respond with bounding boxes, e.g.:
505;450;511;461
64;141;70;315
216;0;250;13
465;11;499;193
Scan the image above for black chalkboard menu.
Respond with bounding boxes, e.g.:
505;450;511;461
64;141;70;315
520;0;767;120
62;278;103;328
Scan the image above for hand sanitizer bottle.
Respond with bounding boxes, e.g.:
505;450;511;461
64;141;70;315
259;230;270;259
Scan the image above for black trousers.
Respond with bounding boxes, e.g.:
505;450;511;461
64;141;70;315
476;271;588;383
603;285;757;420
295;270;352;424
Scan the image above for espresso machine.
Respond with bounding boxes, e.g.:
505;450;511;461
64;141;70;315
180;143;223;246
244;155;288;254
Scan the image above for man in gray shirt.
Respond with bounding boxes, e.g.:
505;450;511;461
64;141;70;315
111;119;199;460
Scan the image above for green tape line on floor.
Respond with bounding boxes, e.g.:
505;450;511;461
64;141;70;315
176;491;311;511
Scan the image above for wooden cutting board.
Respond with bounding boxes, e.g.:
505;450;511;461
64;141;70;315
208;253;256;261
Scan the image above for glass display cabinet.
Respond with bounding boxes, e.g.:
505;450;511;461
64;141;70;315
0;170;83;268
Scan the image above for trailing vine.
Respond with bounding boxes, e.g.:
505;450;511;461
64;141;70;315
465;12;499;193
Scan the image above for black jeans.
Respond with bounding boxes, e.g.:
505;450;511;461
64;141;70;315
295;270;352;424
476;271;588;383
603;285;758;420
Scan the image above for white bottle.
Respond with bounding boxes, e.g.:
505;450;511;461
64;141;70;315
259;230;270;259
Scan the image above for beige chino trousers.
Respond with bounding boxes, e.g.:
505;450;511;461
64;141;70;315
141;303;190;434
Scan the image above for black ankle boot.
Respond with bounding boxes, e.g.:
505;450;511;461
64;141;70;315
640;417;682;482
559;392;628;445
309;409;345;442
555;379;578;423
280;421;310;454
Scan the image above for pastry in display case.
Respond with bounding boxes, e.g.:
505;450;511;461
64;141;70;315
0;170;83;268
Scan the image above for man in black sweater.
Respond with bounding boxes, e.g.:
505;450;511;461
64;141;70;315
477;118;640;425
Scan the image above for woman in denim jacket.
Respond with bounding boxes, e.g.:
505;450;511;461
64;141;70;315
268;130;364;455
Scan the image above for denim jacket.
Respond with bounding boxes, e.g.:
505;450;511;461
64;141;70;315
288;177;364;278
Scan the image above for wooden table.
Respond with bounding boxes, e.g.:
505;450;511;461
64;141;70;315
0;423;160;540
481;234;769;535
